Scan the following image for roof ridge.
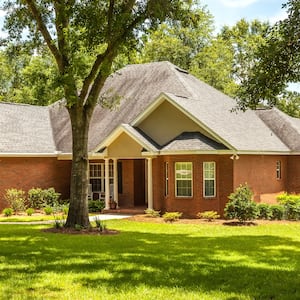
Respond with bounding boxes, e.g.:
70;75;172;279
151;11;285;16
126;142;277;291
273;107;300;133
166;62;199;99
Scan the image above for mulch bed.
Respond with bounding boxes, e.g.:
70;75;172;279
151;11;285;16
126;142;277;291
43;227;119;235
127;214;297;226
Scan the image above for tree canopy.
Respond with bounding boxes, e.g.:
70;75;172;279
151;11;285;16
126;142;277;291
237;0;300;111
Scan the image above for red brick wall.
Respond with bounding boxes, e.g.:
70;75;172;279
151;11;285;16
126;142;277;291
287;156;300;194
233;155;287;203
0;157;71;210
152;155;233;217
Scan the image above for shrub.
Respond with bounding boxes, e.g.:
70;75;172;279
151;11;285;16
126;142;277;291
94;217;107;232
197;210;220;222
4;188;26;213
88;200;105;212
43;188;61;207
44;206;53;215
257;203;272;220
2;208;14;217
26;208;35;216
28;187;61;209
269;205;284;220
61;204;69;215
28;188;44;209
224;184;258;223
277;193;300;220
144;208;160;218
53;215;65;228
162;212;182;223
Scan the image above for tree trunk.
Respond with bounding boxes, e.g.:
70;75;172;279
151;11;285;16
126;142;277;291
65;103;92;228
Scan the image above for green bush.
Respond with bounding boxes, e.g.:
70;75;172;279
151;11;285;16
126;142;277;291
61;204;69;215
269;205;284;220
88;200;105;212
277;193;300;220
162;212;182;223
224;184;258;223
257;203;272;220
28;188;44;209
26;208;35;216
197;210;220;221
28;187;61;209
94;217;107;232
43;188;61;207
4;188;26;213
2;208;14;217
44;206;54;215
144;208;160;218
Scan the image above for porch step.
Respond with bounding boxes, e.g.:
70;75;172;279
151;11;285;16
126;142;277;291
102;207;146;215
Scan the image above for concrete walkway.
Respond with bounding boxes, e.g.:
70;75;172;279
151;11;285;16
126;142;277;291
0;213;132;225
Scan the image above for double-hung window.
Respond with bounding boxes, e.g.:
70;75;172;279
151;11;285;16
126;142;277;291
89;163;113;193
175;162;193;197
203;162;216;197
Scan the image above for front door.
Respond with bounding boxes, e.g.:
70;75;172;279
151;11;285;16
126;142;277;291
134;159;145;206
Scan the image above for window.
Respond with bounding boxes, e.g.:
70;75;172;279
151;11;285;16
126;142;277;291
203;162;216;197
175;162;192;197
276;161;281;180
165;162;169;196
89;163;113;193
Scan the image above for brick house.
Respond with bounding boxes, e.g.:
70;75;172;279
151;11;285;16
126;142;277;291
1;61;300;216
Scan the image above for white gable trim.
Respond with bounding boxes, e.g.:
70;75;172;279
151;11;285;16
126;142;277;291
92;124;158;155
131;92;236;151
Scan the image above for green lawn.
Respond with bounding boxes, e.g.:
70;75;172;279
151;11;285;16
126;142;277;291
0;220;299;300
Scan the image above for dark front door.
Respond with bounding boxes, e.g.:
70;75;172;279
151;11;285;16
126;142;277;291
134;159;145;206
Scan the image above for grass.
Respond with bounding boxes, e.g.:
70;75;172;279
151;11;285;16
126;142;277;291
0;220;300;299
0;212;100;223
0;215;55;222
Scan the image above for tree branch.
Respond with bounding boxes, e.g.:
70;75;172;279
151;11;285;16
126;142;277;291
24;0;63;71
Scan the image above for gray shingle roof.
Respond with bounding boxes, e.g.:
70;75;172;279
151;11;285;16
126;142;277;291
161;132;228;152
0;102;56;153
0;61;298;155
256;107;300;151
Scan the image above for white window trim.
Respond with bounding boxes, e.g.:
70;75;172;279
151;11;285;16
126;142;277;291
203;161;216;198
175;162;193;197
89;162;113;193
165;162;169;196
276;160;282;180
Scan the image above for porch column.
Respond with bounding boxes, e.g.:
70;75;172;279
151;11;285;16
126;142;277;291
104;158;110;210
147;157;153;210
113;158;119;208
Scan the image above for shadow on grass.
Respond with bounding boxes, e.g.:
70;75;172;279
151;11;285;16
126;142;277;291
0;223;300;299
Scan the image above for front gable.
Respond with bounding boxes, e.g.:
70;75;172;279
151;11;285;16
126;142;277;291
133;94;231;149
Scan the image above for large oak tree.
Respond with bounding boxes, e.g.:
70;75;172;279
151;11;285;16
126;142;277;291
2;0;195;228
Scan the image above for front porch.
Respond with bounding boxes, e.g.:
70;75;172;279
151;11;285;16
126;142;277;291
88;158;154;211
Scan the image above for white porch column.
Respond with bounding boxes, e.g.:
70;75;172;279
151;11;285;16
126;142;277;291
113;158;119;208
147;157;153;210
104;158;110;210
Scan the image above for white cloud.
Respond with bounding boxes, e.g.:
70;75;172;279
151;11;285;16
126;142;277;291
0;9;6;17
220;0;259;8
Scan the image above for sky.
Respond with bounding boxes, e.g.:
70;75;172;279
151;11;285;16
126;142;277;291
201;0;287;30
